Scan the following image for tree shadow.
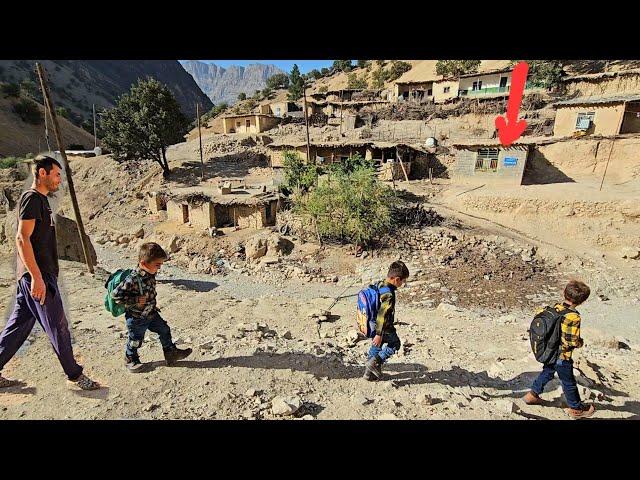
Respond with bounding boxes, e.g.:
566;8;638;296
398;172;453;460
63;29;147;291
522;149;576;185
157;278;219;292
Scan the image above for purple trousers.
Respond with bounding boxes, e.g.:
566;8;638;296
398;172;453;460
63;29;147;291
0;272;83;380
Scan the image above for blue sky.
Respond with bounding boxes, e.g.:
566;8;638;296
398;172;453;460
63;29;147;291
195;60;336;73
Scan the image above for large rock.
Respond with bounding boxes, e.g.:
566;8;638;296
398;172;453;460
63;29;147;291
2;209;17;245
271;396;302;416
245;235;268;260
167;235;180;253
131;226;145;239
55;214;98;265
266;234;294;256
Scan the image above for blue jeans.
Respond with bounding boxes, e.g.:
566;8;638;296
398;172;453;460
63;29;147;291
125;311;174;358
367;330;401;363
531;358;582;409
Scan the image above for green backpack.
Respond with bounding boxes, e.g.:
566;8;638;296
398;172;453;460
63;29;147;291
104;269;143;317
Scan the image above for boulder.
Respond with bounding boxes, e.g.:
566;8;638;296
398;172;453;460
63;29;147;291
167;235;180;253
245;235;268;260
55;214;98;265
266;234;294;256
131;226;145;239
271;396;302;416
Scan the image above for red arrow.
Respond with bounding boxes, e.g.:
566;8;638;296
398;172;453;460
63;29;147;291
495;61;529;146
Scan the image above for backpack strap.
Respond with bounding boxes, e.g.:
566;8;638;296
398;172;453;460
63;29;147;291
135;275;144;296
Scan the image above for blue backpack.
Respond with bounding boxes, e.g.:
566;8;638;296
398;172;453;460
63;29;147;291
356;283;392;338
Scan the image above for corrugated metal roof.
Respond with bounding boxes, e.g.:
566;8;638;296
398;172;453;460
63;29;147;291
553;94;640;107
268;140;422;149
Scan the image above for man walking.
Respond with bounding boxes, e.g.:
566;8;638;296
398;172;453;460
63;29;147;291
0;155;100;390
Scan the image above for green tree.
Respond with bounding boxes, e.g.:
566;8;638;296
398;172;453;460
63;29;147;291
100;78;189;178
214;103;228;116
1;82;20;98
435;60;481;78
55;106;69;119
347;72;367;89
370;66;387;89
332;60;353;72
320;67;329;76
262;87;272;98
19;79;38;99
386;61;412;81
266;73;290;90
282;151;318;193
512;60;565;89
310;69;322;80
12;98;42;124
237;92;247;101
357;60;368;68
287;64;304;101
295;159;394;247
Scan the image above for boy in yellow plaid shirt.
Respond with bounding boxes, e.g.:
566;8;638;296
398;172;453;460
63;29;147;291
523;280;595;418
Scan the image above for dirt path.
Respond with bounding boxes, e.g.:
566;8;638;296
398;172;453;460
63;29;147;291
1;247;638;420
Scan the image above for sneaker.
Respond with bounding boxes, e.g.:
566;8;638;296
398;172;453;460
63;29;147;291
363;369;377;381
0;375;21;389
68;373;101;391
125;355;146;373
363;356;383;381
523;391;543;405
565;403;596;419
164;346;192;366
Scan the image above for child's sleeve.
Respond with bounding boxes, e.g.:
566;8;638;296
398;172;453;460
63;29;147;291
375;292;394;336
111;274;139;307
561;312;583;349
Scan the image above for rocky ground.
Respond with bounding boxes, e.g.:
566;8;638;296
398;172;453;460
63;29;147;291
1;246;638;420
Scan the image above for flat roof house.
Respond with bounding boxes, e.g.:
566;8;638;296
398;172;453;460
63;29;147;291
450;140;530;186
220;114;280;134
552;94;640;137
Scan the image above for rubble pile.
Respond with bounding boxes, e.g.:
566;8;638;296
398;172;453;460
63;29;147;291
392;204;444;228
381;227;556;310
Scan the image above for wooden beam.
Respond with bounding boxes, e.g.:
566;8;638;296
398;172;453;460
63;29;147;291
397;147;409;181
197;102;204;181
35;63;94;274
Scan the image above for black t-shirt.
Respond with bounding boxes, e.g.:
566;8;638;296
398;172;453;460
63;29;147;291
16;189;59;278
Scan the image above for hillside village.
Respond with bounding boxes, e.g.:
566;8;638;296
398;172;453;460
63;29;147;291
0;59;638;420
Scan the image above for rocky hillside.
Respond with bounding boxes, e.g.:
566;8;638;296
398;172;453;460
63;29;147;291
0;60;213;125
0;94;97;157
181;61;284;106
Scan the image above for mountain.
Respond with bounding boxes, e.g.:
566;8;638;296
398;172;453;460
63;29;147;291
0;60;213;125
181;61;285;106
0;94;96;157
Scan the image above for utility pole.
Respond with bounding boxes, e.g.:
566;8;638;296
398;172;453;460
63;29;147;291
197;102;204;181
339;89;344;136
303;83;311;164
92;103;97;149
36;62;94;274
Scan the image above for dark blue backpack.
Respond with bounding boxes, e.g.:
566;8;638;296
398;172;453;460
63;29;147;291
356;283;392;338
